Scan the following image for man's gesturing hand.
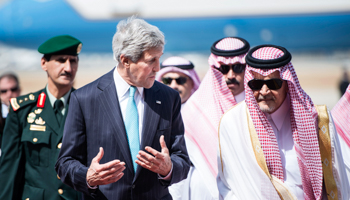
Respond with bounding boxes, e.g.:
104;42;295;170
136;135;172;176
86;147;126;187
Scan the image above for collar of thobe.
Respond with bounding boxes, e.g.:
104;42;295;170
264;94;290;132
234;90;245;103
114;67;144;99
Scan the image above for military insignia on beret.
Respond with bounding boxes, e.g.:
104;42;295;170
29;94;35;100
77;43;82;54
34;108;43;114
27;112;36;123
10;98;20;111
35;117;46;125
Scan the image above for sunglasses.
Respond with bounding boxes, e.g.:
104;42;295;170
248;79;284;90
216;64;246;74
0;86;19;94
162;77;187;85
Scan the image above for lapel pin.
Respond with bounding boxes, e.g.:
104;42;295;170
156;100;161;104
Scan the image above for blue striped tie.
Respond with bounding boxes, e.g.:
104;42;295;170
125;86;140;172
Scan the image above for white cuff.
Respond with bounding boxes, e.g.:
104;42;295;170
157;162;173;181
87;181;98;189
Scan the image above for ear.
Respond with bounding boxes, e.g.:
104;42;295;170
120;54;130;69
41;57;48;71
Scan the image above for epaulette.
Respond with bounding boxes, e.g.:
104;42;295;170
10;93;39;111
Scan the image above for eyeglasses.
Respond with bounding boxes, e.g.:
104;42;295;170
0;86;19;94
248;79;284;90
216;64;246;74
162;77;187;85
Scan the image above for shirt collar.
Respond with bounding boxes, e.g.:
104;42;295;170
266;93;290;131
45;85;71;108
113;68;144;98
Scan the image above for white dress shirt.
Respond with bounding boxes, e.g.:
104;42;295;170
113;69;144;141
264;94;304;199
1;103;8;118
113;68;172;180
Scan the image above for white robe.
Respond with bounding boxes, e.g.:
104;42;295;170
169;135;218;200
331;113;350;189
217;102;350;200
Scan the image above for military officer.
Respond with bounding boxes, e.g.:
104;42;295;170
0;35;82;200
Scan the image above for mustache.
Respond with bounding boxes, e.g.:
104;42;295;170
60;72;72;77
257;95;275;101
226;78;240;85
174;88;182;94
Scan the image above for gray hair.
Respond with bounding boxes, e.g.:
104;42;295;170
112;16;165;64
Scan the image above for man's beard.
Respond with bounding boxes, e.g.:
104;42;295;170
257;95;276;113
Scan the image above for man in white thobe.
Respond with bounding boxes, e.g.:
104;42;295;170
218;45;350;200
173;37;251;200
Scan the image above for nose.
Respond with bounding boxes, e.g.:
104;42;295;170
153;60;160;72
226;68;236;79
64;59;72;72
259;84;271;96
169;79;178;88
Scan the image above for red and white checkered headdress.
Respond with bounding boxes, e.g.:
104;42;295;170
182;37;250;176
208;37;249;68
245;45;323;200
332;84;350;148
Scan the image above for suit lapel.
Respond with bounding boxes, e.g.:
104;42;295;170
134;83;161;180
97;69;134;175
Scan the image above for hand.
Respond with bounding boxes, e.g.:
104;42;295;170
86;147;125;187
136;135;172;176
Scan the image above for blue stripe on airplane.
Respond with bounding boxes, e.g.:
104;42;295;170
1;0;350;53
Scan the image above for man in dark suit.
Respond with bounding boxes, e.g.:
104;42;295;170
0;72;21;154
0;35;82;199
55;17;190;200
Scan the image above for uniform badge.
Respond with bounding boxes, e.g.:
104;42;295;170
30;125;46;132
19;99;23;103
27;112;36;123
34;108;43;114
37;92;46;108
35;117;45;125
11;98;20;111
29;94;35;100
24;98;28;101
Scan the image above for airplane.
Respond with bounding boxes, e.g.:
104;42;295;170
0;0;350;54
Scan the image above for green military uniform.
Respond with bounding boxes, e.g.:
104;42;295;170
0;35;82;199
0;88;81;199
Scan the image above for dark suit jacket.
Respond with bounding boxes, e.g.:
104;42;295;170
0;103;5;149
55;68;190;200
0;88;80;200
